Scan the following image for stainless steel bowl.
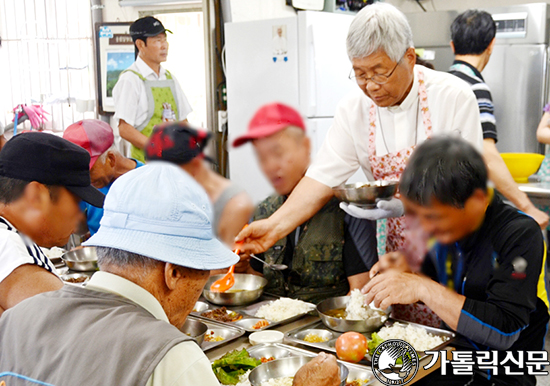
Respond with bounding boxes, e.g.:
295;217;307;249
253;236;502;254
60;273;90;285
180;318;208;345
317;296;389;333
249;355;349;386
203;274;268;306
332;181;399;209
61;247;98;272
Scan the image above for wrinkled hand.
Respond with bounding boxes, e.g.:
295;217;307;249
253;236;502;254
234;219;281;255
368;251;410;279
339;198;404;220
363;270;425;310
293;352;340;386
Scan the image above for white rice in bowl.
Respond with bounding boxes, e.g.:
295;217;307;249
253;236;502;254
345;289;378;320
377;324;446;352
255;298;313;322
260;376;294;386
235;370;252;386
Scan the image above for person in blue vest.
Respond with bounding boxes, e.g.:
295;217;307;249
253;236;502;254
63;119;144;235
364;136;549;386
113;16;192;163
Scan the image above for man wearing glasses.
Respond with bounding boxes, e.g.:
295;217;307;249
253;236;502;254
236;3;482;269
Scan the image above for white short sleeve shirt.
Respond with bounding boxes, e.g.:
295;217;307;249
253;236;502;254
112;56;193;129
306;65;484;188
0;217;57;285
86;272;221;386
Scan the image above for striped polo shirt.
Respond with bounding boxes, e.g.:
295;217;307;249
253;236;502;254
449;60;498;142
0;216;57;284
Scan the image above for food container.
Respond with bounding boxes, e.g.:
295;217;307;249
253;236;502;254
249;355;349;386
61;247;98;272
180;317;208;345
500;153;545;183
249;330;284;345
60;272;90;285
317;296;389;333
332;181;398;208
203;274;268;306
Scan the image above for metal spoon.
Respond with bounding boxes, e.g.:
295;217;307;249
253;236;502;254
249;254;288;270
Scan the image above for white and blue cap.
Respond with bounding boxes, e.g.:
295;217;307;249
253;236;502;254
83;161;238;270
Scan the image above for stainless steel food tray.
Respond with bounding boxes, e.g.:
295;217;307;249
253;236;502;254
187;316;246;352
285;319;455;365
246;343;374;385
192;299;317;333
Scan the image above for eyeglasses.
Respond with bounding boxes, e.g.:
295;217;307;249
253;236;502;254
349;53;405;85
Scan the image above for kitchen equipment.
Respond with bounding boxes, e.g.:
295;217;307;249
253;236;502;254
317;296;389;332
250;254;288;270
249;330;285;345
61;247;98;272
209;264;236;293
193;298;315;332
332;181;399;209
210;225;247;292
180;317;208;345
203;274;268;306
60;273;90;285
187;316;246;351
225;11;368;203
249;355;349;386
408;3;549;154
285;319;456;365
500;153;545;182
247;343;375;384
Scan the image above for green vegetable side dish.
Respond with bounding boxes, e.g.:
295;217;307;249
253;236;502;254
368;332;385;353
211;349;262;385
369;332;411;365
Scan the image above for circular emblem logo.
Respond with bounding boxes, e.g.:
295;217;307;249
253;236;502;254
371;339;419;385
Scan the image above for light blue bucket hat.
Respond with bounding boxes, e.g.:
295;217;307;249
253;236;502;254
84;161;238;270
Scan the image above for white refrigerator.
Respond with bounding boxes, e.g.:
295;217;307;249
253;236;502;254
225;11;366;203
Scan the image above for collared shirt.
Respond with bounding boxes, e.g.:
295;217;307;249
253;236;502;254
87;272;220;386
0;216;58;285
449;60;498;142
305;65;483;187
112;56;193;129
80;159;145;235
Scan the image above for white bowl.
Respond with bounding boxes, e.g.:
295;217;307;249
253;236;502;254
249;330;284;346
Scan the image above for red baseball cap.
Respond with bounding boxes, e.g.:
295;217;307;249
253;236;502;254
63;120;115;169
232;102;306;148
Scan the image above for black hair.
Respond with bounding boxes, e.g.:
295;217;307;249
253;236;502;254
133;37;147;60
0;176;29;204
451;10;496;55
400;136;488;208
0;176;61;204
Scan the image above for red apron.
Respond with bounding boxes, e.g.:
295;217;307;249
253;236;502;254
368;69;441;327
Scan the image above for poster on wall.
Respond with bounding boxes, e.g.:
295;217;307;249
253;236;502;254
95;22;134;115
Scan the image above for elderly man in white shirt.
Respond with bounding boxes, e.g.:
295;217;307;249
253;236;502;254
113;16;192;162
236;3;483;258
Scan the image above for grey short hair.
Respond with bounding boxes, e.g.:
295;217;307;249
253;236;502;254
346;3;414;62
96;144;119;164
96;246;160;272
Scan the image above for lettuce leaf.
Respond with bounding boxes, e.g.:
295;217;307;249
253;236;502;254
368;332;385;353
212;349;261;385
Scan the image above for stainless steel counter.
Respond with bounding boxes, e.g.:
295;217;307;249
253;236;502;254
518;182;550;199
